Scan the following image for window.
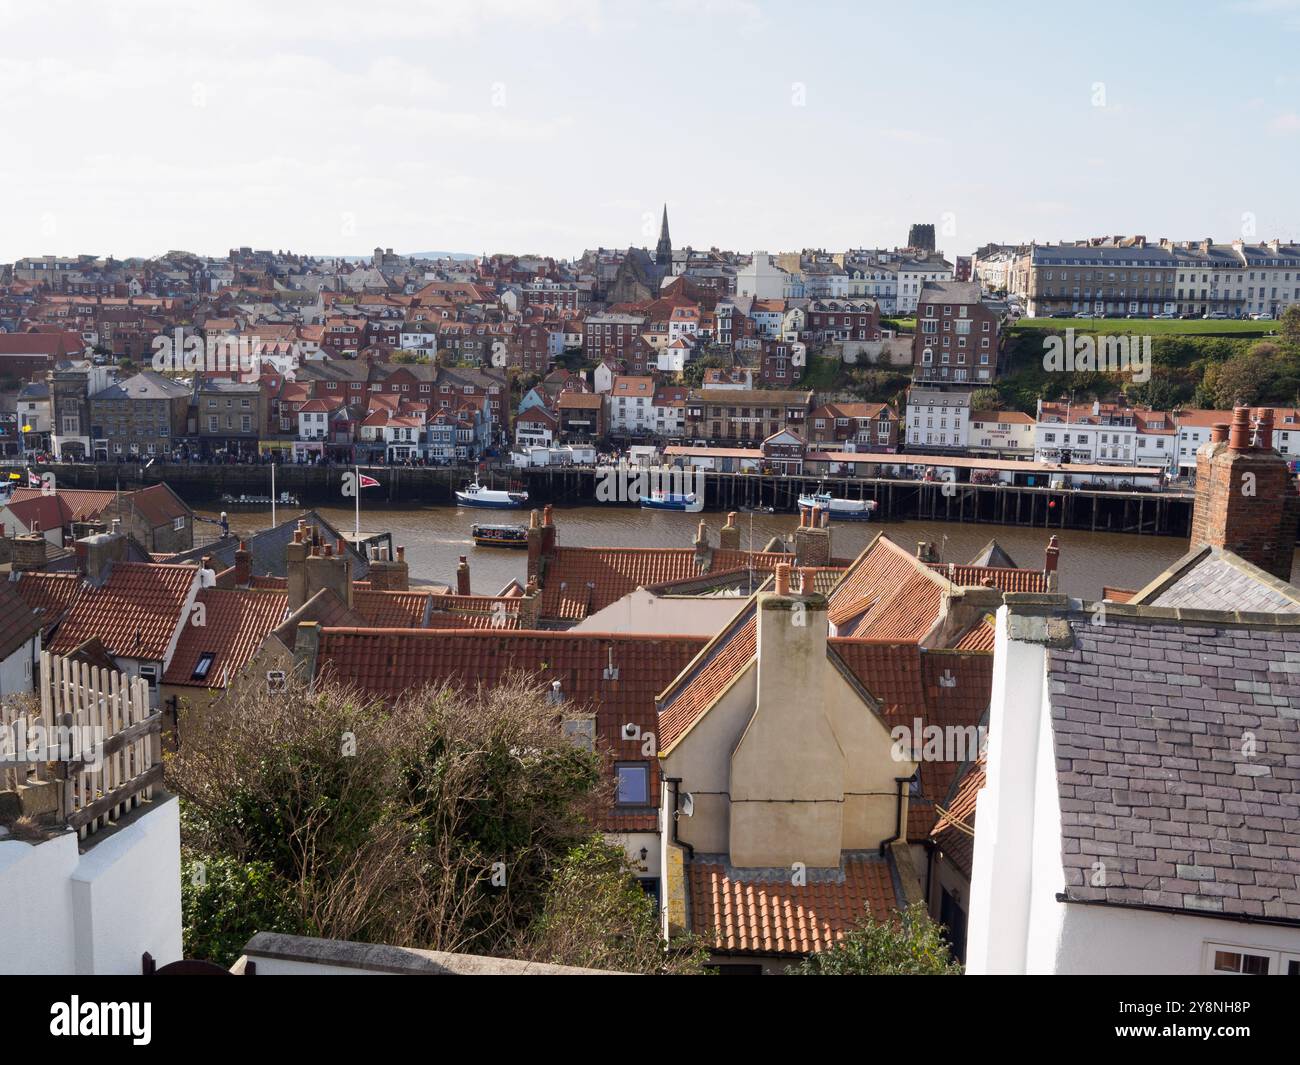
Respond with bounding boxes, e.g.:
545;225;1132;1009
192;652;216;681
615;762;650;805
172;516;185;531
138;665;158;689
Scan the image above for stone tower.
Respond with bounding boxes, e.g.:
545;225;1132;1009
1190;406;1300;580
655;204;672;268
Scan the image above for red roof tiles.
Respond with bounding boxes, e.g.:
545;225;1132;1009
46;563;197;661
162;588;289;688
689;855;898;955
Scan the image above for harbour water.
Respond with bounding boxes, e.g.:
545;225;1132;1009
191;502;1261;601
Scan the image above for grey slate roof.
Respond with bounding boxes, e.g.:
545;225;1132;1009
1048;610;1300;922
917;280;983;305
165;510;371;579
1131;546;1300;614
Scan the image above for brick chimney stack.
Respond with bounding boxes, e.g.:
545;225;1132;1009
1190;405;1300;580
286;521;310;611
456;555;471;596
694;520;710;569
1043;535;1060;592
234;540;252;588
719;511;740;551
793;507;831;566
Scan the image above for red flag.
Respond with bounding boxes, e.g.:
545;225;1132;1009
358;474;381;489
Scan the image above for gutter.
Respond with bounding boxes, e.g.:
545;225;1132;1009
663;776;694;860
1055;892;1300;930
877;771;916;856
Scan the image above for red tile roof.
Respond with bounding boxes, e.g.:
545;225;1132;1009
313;628;707;831
14;572;87;634
689;855;898;955
658;606;757;751
826;535;950;640
46;563;197;661
162;588;289;688
351;590;430;628
540;546;786;621
929;756;984;879
927;562;1047;593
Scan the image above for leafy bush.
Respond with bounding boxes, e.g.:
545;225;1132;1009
790;902;962;975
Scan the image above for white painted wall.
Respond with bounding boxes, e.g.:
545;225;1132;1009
0;796;182;975
0;636;37;698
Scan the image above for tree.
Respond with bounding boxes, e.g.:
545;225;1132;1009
969;387;1001;411
1204;349;1274;408
168;675;679;969
517;837;708;974
181;853;305;967
1279;304;1300;349
789;902;962;975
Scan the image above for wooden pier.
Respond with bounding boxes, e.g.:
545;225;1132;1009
30;461;1218;538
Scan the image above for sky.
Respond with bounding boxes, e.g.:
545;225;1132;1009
1;0;1298;263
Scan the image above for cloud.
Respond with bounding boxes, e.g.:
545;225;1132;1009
1269;112;1300;131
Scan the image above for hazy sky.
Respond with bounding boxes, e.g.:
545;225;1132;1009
2;0;1297;262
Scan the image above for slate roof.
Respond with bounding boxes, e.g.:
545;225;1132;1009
1048;610;1300;922
1130;545;1300;614
688;853;899;956
0;582;43;660
166;511;370;579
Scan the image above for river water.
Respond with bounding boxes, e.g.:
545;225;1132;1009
192;502;1256;601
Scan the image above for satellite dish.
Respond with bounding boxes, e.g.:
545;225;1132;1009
680;792;695;818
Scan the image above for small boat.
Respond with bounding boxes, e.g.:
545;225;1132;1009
641;490;704;513
798;490;878;520
456;480;529;509
220;491;300;509
739;504;774;514
471;522;528;549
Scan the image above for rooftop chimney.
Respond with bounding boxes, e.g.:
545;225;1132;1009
729;554;841;868
456;555;471;596
694;521;711;569
1190;405;1300;580
75;529;128;587
794;509;831;566
719;511;740;551
234;540;252;588
1043;535;1060;592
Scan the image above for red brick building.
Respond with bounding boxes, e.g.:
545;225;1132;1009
912;281;1001;388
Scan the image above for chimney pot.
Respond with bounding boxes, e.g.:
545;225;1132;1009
1229;406;1251;451
1210;423;1229;444
774;563;791;595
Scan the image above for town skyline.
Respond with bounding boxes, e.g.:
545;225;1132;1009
4;0;1300;262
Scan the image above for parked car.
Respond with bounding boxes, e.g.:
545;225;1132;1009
1203;312;1229;319
1073;311;1093;319
1152;313;1175;319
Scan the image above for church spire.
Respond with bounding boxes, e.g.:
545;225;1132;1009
655;203;672;268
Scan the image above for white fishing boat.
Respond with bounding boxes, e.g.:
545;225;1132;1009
456;480;529;509
797;490;878;520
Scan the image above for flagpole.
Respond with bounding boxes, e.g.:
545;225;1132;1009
354;464;360;539
271;461;276;529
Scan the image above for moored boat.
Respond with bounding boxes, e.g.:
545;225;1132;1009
456;480;529;509
470;522;528;548
640;490;703;512
797;490;877;520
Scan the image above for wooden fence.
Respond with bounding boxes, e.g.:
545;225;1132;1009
0;652;162;840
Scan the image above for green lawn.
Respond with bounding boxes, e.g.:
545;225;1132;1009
799;351;843;390
1011;317;1279;338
